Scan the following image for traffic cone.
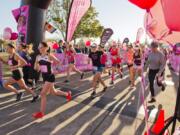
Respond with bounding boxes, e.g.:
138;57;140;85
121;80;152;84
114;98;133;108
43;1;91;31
151;109;165;134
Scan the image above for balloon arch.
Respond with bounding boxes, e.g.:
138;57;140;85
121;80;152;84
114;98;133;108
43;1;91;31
4;0;180;53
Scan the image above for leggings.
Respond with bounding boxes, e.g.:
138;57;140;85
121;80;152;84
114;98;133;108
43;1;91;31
148;69;164;97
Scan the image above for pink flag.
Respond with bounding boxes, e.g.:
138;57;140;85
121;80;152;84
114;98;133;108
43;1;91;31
66;0;91;42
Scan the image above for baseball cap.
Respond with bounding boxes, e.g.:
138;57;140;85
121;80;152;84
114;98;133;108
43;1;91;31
91;43;97;48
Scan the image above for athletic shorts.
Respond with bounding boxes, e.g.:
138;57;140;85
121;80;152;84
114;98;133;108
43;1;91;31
42;73;55;83
12;69;23;81
127;64;133;68
68;61;75;64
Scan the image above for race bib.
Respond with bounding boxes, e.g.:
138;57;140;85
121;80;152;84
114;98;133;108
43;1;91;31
8;60;12;66
40;65;48;73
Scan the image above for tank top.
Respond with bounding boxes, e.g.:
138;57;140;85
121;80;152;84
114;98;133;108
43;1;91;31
110;48;121;64
66;50;75;62
126;50;134;64
110;48;118;56
134;53;141;66
8;54;18;66
37;55;53;74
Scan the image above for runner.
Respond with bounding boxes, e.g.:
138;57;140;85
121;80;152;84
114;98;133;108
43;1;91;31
109;42;122;85
0;43;39;102
99;45;107;73
126;44;134;86
32;42;72;119
88;43;107;98
132;45;142;87
146;41;166;103
18;43;35;87
64;44;84;83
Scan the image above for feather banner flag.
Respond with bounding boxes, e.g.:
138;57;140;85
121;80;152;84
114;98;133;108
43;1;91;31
66;0;92;42
100;28;114;46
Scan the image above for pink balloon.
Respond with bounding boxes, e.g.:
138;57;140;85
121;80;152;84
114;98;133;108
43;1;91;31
10;32;18;40
4;27;12;34
144;0;180;44
3;31;11;40
161;0;180;32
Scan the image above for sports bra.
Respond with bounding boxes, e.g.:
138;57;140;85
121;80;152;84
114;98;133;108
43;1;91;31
134;53;141;66
8;54;18;66
37;55;53;74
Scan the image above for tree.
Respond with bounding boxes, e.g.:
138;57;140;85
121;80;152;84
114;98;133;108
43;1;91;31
46;0;104;41
73;7;104;41
46;0;70;39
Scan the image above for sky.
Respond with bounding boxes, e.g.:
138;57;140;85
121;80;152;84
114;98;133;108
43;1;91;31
0;0;146;42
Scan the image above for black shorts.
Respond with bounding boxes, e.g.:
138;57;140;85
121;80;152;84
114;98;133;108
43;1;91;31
12;70;23;81
112;64;121;68
127;64;133;68
42;73;55;83
68;60;75;64
23;66;33;80
112;63;117;67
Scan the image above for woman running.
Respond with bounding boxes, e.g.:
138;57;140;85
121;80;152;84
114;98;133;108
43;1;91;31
88;43;107;98
109;42;122;85
33;42;72;119
0;43;38;102
132;45;142;87
64;44;84;83
19;43;35;87
126;44;134;86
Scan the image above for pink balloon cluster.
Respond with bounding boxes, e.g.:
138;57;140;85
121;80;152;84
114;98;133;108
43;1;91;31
129;0;180;45
3;27;18;40
144;0;180;44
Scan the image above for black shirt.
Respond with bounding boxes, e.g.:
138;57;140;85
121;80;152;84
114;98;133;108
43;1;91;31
89;51;103;67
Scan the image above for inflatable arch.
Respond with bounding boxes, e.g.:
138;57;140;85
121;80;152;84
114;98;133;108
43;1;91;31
20;0;52;53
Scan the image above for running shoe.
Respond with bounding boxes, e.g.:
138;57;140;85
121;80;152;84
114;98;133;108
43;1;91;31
32;112;44;119
103;86;108;92
110;80;114;85
161;85;166;91
108;71;111;76
130;84;135;89
64;80;69;83
31;95;39;103
81;73;84;79
66;91;72;101
16;92;23;101
91;91;96;98
148;98;156;103
120;73;123;79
